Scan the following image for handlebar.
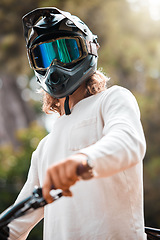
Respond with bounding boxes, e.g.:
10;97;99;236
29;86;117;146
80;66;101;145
145;227;160;240
0;187;48;228
0;162;92;228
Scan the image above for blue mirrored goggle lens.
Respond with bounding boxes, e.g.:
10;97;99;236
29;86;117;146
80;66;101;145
32;38;80;69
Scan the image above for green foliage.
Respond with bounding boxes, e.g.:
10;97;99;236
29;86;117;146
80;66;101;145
0;122;47;239
8;122;47;183
136;79;160;159
0;0;39;74
0;122;47;185
134;78;160;227
144;156;160;227
1;0;160;236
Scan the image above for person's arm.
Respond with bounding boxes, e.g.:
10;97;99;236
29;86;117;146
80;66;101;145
79;86;146;177
43;87;146;202
8;150;44;240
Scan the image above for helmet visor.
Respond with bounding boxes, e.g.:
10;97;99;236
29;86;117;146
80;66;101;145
29;37;88;70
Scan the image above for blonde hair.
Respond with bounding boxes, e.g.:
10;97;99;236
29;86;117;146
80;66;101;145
42;70;108;115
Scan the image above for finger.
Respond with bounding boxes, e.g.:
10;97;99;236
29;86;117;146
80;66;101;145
43;169;54;204
62;189;73;197
65;161;79;183
58;163;69;188
49;165;65;190
58;164;75;189
50;163;75;191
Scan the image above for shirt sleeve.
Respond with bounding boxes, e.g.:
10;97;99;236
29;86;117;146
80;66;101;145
79;86;146;178
8;150;44;240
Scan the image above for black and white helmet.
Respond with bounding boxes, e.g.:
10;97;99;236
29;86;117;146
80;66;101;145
22;7;99;114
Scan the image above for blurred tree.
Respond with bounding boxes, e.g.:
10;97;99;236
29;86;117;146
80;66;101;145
0;0;160;237
0;0;40;74
0;122;47;240
0;0;40;148
0;1;46;239
135;78;160;228
0;74;37;147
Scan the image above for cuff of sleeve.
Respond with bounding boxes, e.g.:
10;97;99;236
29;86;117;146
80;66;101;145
77;150;98;177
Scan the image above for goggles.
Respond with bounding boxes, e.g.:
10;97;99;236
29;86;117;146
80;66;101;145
28;36;89;70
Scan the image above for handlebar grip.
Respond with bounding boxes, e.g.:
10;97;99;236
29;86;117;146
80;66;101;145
0;196;32;228
76;162;93;180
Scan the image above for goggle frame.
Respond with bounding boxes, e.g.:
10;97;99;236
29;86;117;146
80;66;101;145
28;35;89;71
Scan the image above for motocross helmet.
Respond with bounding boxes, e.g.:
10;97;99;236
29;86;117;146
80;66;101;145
22;7;99;114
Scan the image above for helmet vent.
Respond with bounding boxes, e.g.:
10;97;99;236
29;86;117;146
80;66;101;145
50;72;60;84
66;19;76;28
44;14;55;24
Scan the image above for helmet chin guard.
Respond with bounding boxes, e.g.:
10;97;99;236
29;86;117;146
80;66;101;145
35;55;97;99
22;7;99;114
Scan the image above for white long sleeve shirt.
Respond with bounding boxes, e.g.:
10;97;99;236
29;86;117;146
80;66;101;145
9;85;147;240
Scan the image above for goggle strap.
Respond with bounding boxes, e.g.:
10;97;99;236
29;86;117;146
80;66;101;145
64;96;71;115
86;41;99;57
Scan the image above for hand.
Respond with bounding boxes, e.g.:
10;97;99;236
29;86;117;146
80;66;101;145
42;154;87;203
0;226;9;240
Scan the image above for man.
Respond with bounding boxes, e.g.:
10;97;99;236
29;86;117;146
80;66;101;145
2;7;147;239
